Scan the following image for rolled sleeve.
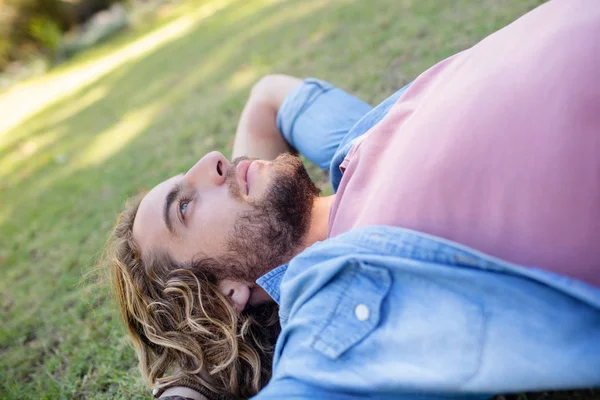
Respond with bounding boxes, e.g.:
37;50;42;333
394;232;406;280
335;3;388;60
276;78;372;170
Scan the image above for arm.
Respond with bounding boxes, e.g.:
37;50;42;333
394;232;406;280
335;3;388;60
232;75;373;170
232;74;302;160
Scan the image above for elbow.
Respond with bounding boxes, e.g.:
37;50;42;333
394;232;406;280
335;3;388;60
249;74;281;105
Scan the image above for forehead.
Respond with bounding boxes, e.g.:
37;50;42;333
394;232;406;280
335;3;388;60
132;174;182;254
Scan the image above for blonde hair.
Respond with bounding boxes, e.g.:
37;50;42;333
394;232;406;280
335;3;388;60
104;195;279;398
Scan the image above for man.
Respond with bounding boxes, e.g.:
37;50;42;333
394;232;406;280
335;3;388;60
105;1;600;399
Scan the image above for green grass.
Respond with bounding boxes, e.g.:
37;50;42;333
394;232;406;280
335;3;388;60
1;0;597;399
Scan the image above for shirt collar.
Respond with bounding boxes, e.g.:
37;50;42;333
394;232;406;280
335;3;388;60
256;264;288;305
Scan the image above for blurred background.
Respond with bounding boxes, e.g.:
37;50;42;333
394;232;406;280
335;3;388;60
1;0;597;399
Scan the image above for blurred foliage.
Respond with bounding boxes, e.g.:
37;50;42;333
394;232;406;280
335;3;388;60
28;15;62;55
0;0;125;69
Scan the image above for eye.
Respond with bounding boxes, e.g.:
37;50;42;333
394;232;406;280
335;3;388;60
178;199;190;219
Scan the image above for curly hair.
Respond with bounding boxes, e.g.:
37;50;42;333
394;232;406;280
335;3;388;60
104;194;280;399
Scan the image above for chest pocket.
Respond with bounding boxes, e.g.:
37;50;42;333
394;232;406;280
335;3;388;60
311;260;392;359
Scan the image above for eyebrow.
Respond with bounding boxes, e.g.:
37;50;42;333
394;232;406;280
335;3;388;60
163;179;183;235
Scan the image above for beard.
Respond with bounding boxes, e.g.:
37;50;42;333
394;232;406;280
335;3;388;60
209;153;320;284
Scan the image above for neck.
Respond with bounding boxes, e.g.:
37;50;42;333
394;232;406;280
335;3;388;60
300;194;335;250
252;195;336;305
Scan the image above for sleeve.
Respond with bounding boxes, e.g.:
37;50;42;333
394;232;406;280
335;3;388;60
276;78;373;170
251;378;370;400
159;397;196;400
252;377;482;400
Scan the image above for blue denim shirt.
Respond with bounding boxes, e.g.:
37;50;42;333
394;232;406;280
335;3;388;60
261;80;600;398
254;227;600;399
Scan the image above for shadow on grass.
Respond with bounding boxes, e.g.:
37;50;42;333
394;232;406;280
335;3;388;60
1;0;595;398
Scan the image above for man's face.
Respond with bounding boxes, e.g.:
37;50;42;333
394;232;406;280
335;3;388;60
133;151;319;308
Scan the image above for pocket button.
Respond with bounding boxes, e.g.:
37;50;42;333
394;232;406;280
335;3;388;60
354;304;370;321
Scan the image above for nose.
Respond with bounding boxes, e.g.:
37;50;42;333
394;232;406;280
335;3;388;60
183;151;229;187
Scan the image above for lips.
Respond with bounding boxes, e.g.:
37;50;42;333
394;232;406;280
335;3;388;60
236;160;252;195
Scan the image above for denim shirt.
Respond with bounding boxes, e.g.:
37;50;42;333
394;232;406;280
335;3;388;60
261;80;600;398
254;226;600;400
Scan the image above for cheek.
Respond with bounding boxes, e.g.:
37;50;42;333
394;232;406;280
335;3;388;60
255;170;274;196
191;191;251;256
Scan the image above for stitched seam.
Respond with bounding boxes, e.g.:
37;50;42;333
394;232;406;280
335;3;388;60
461;308;489;387
333;265;386;350
311;261;359;353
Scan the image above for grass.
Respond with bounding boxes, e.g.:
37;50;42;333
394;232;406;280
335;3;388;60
0;0;597;399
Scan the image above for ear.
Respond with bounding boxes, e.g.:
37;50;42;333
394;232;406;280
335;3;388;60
217;279;251;312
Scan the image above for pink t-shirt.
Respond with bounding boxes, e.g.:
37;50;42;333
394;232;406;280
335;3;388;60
329;0;600;287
